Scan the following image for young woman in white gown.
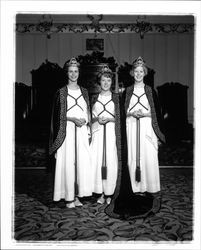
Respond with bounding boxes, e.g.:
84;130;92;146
105;57;165;220
126;57;165;194
49;58;92;208
90;65;121;205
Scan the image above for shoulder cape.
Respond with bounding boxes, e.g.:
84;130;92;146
49;85;90;155
91;92;122;162
124;84;165;143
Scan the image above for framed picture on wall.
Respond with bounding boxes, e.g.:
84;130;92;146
86;38;104;51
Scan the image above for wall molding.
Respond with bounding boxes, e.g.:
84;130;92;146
16;22;194;39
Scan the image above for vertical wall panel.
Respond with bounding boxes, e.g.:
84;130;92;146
34;35;46;70
119;34;130;65
130;35;143;64
22;34;35;86
178;34;190;86
179;34;194;122
143;34;155;69
154;34;168;87
166;34;179;82
105;34;119;65
15;34;23;83
47;34;59;63
188;33;194;123
59;33;72;67
71;34;84;58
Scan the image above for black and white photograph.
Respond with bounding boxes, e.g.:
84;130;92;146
1;1;201;249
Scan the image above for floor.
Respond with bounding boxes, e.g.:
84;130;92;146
14;139;194;243
14;168;194;242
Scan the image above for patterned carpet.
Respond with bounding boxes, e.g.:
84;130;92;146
14;167;193;242
15;141;194;169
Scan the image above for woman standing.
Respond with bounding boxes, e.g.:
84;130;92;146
49;58;92;208
105;57;165;219
125;56;165;194
90;65;121;205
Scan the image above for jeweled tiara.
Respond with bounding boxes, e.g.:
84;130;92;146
132;56;146;68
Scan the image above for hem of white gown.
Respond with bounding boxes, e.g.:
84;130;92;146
78;191;92;198
94;185;115;196
53;191;74;202
131;188;160;193
53;191;92;201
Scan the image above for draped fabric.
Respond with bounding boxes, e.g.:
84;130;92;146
105;84;165;220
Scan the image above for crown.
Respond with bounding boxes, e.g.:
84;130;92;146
66;57;80;67
132;56;146;68
99;64;113;75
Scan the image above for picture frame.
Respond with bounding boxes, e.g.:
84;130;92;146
86;38;104;51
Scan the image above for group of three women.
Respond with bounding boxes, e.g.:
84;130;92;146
49;56;165;219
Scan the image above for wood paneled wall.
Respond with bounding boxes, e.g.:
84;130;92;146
16;32;194;123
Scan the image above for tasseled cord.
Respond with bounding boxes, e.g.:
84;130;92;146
136;118;141;182
135;165;141;182
102;124;107;180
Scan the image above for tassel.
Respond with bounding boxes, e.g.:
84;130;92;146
136;118;141;182
74;182;78;195
74;124;78;195
101;166;107;180
101;124;107;180
135;166;141;182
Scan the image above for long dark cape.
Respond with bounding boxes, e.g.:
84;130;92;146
49;85;90;155
105;84;165;220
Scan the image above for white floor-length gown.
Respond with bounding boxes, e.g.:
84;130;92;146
90;94;118;196
53;88;92;201
126;87;160;193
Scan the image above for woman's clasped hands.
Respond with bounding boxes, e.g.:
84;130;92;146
74;118;86;127
98;116;112;125
67;116;86;127
128;109;150;119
